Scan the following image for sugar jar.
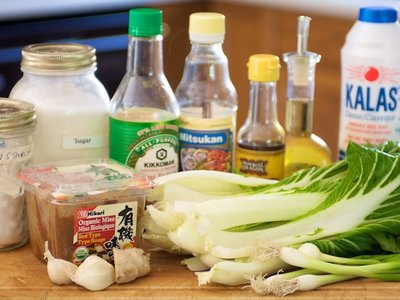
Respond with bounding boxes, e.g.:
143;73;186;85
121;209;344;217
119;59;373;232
0;98;36;251
10;43;110;164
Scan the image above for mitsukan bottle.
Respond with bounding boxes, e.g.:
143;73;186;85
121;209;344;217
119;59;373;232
175;12;237;172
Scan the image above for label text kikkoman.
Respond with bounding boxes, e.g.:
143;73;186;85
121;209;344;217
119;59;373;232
144;160;175;168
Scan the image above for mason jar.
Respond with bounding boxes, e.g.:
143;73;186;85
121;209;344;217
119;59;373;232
0;98;36;251
10;43;110;164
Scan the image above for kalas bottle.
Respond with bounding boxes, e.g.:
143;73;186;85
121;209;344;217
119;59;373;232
338;6;400;159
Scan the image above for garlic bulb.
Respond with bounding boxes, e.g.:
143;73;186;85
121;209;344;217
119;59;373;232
44;241;77;285
114;247;151;284
71;255;115;291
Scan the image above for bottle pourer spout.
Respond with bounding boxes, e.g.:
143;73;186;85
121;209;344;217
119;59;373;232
297;16;311;54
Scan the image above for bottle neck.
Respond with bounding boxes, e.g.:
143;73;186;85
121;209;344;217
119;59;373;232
177;41;235;116
186;42;230;73
127;35;164;76
189;42;225;57
247;81;279;125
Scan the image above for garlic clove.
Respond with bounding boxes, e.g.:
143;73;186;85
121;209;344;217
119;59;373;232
114;247;140;284
128;248;151;278
44;241;77;285
114;247;151;284
71;255;115;291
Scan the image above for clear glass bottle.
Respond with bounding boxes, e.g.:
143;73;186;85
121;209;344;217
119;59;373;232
235;54;285;179
109;8;180;179
10;43;109;164
0;98;36;251
283;16;332;177
175;12;237;172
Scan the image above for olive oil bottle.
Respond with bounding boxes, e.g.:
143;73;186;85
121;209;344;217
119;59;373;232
283;16;331;177
235;54;285;180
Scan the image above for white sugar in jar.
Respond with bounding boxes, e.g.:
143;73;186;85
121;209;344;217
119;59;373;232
0;98;36;251
10;43;109;163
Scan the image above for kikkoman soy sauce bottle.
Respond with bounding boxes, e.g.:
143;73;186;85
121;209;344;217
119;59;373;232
109;8;180;179
235;54;285;179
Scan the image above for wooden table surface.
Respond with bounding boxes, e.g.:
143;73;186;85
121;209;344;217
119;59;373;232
1;242;400;299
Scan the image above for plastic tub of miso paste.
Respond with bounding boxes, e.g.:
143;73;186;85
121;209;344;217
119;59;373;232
17;158;152;265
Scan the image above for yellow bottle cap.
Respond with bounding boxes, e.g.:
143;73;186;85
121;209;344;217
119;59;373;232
189;12;225;43
247;54;280;82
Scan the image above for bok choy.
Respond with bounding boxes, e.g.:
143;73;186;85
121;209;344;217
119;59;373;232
142;141;400;294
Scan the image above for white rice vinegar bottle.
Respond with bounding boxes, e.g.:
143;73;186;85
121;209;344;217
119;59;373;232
175;13;237;172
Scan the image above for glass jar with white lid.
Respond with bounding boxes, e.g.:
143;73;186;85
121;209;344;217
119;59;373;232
0;98;36;251
10;43;109;164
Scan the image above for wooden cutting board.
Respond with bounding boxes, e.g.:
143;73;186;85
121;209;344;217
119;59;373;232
1;242;399;299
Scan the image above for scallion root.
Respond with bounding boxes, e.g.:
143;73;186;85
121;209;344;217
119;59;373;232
245;274;271;295
246;272;298;297
268;276;298;297
249;241;281;262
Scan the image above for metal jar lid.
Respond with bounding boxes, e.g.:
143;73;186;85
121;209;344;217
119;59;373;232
0;98;36;133
21;43;97;72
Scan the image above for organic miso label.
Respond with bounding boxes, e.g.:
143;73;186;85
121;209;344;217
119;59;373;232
73;201;138;264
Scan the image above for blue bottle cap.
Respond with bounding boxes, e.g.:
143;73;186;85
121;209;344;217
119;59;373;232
359;7;398;23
